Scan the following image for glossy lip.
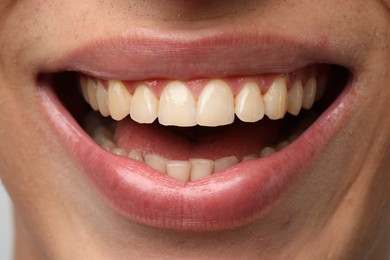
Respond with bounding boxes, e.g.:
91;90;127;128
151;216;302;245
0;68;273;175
39;31;353;231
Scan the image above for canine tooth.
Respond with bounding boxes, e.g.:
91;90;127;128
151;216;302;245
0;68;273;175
158;81;196;126
197;80;235;126
128;150;144;162
108;80;132;121
213;156;238;173
111;148;127;156
302;78;317;109
242;154;258;162
130;84;159;124
263;77;288;120
190;159;214;181
96;81;110;117
287;80;303;116
235;82;265;122
87;78;99;111
145;154;167;173
259;147;276;157
167;160;191;182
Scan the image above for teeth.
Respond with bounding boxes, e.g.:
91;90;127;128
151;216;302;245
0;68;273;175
130;84;159;124
81;68;326;127
128;150;144;162
87;114;302;182
96;81;110;117
190;159;214;181
259;147;277;157
158;81;197;126
235;82;265;122
302;78;317;109
263;77;288;120
196;80;235;126
145;154;168;173
108;80;132;120
287;80;304;116
166;160;191;182
213;156;238;173
87;78;99;111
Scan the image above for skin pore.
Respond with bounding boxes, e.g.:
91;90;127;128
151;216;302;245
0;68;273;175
0;1;390;259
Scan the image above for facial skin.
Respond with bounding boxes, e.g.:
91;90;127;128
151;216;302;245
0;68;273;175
0;1;390;259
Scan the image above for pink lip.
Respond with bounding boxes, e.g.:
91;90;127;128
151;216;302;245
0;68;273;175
39;31;353;231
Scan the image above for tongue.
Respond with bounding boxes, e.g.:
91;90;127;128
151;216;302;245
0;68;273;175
115;118;284;160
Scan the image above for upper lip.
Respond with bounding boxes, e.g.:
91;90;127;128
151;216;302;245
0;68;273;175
42;27;348;80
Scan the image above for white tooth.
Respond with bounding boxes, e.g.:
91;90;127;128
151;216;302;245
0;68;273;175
80;76;89;101
158;81;196;126
197;80;235;126
287;80;303;116
111;148;127;156
190;159;214;181
130;84;159;124
213;156;238;173
316;73;327;100
144;154;167;173
128;150;144;162
259;147;276;158
302;78;317;109
96;81;110;117
235;82;265;122
108;80;132;121
166;160;191;182
276;141;289;151
87;78;99;111
242;154;258;162
263;77;288;120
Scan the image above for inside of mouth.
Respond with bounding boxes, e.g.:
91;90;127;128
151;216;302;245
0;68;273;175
44;65;350;182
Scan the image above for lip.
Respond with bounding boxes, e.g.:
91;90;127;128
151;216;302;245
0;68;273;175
38;30;353;231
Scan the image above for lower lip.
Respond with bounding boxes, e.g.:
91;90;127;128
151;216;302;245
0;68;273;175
40;79;352;231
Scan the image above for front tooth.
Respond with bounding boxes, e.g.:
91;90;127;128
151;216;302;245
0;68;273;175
166;160;191;182
108;80;132;121
263;77;288;120
158;81;196;126
235;82;265;122
302;78;317;109
87;78;99;111
144;154;167;173
96;81;110;117
213;156;238;173
287;80;303;116
190;159;214;181
130;84;159;124
197;80;235;126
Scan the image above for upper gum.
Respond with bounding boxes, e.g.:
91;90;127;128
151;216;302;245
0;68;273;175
93;65;323;99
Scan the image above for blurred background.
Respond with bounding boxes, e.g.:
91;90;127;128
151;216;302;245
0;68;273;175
0;182;13;260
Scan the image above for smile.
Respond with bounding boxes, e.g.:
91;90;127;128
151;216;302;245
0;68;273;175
38;31;352;231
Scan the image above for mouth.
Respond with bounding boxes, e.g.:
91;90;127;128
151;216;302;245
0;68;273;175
38;34;352;231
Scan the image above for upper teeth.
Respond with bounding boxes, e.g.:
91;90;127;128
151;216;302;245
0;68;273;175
80;71;325;127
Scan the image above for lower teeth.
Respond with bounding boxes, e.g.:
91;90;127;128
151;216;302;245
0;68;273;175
83;111;315;182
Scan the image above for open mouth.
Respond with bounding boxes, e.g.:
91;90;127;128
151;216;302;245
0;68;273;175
45;64;349;183
37;30;353;230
